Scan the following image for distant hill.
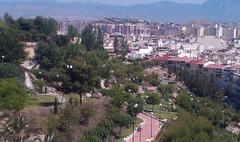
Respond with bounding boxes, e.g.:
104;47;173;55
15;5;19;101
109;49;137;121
0;0;239;22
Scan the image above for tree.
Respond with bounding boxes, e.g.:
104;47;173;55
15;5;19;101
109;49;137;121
83;49;109;78
95;27;104;48
17;17;34;31
161;110;214;142
34;16;57;36
0;79;27;111
111;89;130;109
0;63;24;79
81;24;95;50
176;91;192;112
81;24;104;50
79;101;95;124
60;57;99;105
124;82;139;94
95;120;112;141
53;35;70;47
108;58;128;82
4;12;17;28
145;93;160;112
60;105;79;131
0;27;25;63
45;115;60;135
3;114;29;142
111;112;132;137
113;37;119;52
114;37;129;59
35;41;62;70
145;73;160;86
126;62;144;84
54;97;58;114
67;25;79;38
80;120;112;142
127;96;144;117
33;79;46;93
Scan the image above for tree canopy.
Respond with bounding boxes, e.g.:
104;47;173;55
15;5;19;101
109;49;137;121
0;79;27;111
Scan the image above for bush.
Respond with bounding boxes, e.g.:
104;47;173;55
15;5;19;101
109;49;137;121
0;79;27;111
0;63;24;79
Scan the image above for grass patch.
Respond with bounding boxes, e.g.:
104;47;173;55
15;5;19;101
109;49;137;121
26;95;56;107
156;111;177;119
65;93;97;104
144;98;177;120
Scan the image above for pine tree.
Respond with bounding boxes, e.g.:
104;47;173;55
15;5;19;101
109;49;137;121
54;97;58;114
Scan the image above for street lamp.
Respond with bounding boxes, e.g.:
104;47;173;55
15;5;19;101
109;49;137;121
1;55;5;64
150;112;154;138
145;95;149;110
159;103;162;119
132;103;139;142
137;126;142;142
66;64;73;69
190;97;195;117
39;71;43;80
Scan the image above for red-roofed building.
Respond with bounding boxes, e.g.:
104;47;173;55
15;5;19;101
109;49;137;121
204;64;227;79
167;56;192;69
168;57;192;62
151;55;172;64
185;60;214;72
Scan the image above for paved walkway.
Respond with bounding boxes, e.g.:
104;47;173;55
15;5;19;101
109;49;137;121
125;113;163;142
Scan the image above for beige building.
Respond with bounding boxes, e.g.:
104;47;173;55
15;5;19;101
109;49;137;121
23;42;37;59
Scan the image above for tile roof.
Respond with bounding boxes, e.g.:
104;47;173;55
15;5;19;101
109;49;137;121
168;57;192;62
186;59;204;65
205;64;226;69
152;55;172;62
229;64;240;69
196;60;208;65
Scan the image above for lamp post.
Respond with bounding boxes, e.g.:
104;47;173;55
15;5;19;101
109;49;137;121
145;95;149;110
159;103;162;126
132;103;139;142
129;89;132;94
39;71;43;81
150;112;154;138
190;97;195;118
1;55;5;64
137;126;142;142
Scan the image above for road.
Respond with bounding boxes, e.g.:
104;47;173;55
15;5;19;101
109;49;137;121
125;113;163;142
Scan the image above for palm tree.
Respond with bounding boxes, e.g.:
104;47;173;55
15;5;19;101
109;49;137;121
45;133;55;142
3;113;29;142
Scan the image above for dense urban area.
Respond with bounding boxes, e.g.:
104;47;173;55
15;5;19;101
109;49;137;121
1;12;240;142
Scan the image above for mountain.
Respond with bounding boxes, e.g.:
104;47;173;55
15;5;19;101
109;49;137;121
0;0;239;22
201;0;240;21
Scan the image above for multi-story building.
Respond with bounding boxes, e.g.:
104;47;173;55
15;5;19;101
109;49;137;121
204;26;217;36
185;60;214;72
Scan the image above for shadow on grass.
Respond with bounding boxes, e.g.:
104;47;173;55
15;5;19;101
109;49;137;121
38;102;55;107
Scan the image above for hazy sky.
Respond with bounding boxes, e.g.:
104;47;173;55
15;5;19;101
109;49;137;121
0;0;207;5
60;0;208;5
3;0;207;5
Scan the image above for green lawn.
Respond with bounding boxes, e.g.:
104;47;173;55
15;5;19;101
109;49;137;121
64;93;97;104
144;98;177;120
26;95;56;107
155;111;177;119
